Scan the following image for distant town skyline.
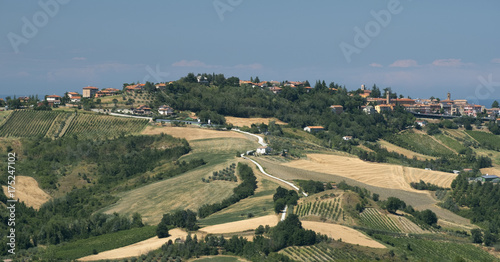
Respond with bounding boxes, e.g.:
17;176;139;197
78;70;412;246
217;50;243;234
1;1;499;104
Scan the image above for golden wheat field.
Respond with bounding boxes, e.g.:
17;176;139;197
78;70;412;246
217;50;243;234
283;154;457;191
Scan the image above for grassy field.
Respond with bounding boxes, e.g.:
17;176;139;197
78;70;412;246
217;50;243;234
102;137;259;224
0;110;12;126
378;139;436;161
225;116;287;127
466;130;500;151
199;177;277;226
373;234;497;261
49;226;156;260
385;131;455;157
435;133;467;153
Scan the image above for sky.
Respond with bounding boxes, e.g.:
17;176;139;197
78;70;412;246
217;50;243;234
1;0;500;106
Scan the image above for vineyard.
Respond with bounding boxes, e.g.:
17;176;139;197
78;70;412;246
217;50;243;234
0;110;149;139
64;114;149;139
0;110;64;137
360;208;425;234
294;194;345;222
281;243;373;261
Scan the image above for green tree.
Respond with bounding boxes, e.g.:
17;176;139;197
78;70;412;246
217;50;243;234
112;98;118;107
471;228;483;244
385;197;406;213
156;222;169;238
492;100;499;108
132;212;144;228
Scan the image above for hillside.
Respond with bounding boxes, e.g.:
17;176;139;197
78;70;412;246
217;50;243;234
0;110;148;139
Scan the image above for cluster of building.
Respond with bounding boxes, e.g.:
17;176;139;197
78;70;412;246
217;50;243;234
357;85;493;118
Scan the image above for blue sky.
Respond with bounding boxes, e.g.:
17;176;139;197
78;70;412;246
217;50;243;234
1;0;500;105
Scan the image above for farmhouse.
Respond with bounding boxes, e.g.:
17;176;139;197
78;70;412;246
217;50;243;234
134;105;152;115
155;83;167;89
330;105;343;114
342;136;353;141
270;86;282;94
70;96;82;103
126;84;145;92
158;105;174;116
256;146;272;155
46;95;61;105
67;92;79;99
304;126;324;133
83;86;98;98
416;120;428;127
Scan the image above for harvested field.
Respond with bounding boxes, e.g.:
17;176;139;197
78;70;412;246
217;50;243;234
200;215;279;234
378;140;436;161
283;154;456;191
225;117;286;127
2;176;51;209
141;126;246;141
256;157;471;227
301;221;386;249
78;228;187;261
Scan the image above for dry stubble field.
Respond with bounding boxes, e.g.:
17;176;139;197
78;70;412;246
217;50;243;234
284;154;456;191
301;221;386;249
2;176;51;209
225;117;287;127
378;139;436;161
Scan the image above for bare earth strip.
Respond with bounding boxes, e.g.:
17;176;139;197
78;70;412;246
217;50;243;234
78;228;187;261
301;221;386;249
256;157;471;226
378;139;436;161
200;215;280;234
141;126;247;141
2;176;51;210
283;154;456;191
225;117;287;127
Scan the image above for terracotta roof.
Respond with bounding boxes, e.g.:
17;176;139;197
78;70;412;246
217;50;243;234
330;105;343;108
83;86;98;90
306;126;324;129
47;95;61;98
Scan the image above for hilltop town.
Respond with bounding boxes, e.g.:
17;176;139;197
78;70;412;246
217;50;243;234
1;76;499;123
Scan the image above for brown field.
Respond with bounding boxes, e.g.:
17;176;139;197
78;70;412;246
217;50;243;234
301;221;386;249
480;167;500;177
101;161;238;224
141;126;246;141
2;176;51;209
78;228;187;261
225;117;287;127
189;256;250;262
378;140;436;161
199;215;280;234
283;154;456;191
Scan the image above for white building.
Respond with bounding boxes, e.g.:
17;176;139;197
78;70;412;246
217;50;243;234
256;146;272;155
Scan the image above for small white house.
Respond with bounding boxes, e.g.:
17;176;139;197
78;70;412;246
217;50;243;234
256;146;272;155
416;120;428;127
304;126;324;133
342;136;353;141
